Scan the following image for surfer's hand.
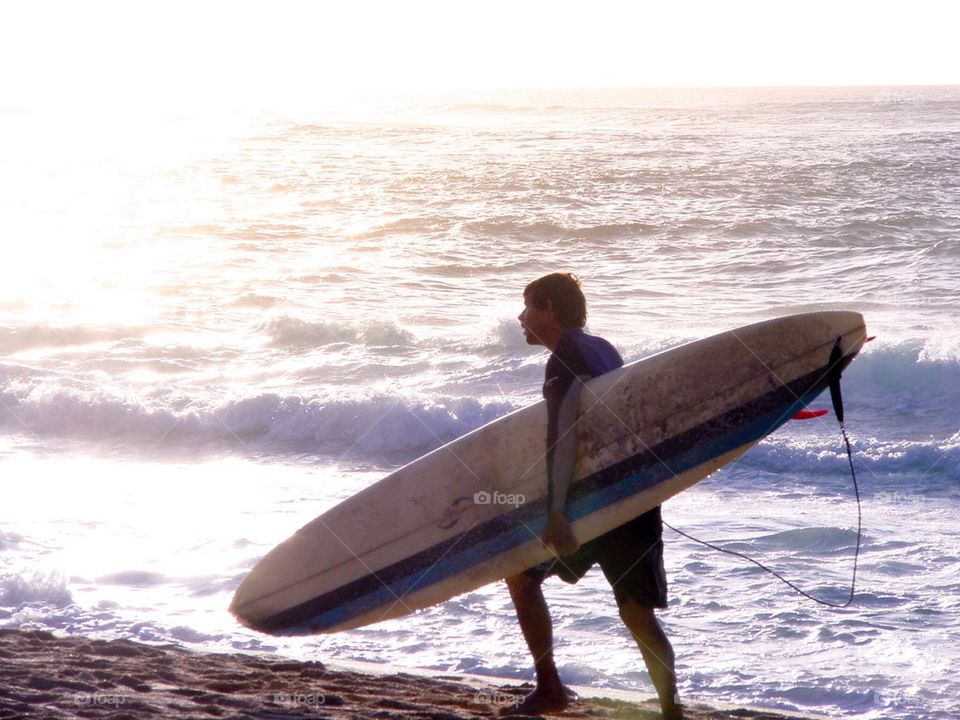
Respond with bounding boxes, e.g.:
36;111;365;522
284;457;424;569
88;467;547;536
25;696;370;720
543;511;580;556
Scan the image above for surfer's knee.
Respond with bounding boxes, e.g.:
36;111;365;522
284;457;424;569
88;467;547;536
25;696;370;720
506;574;550;613
617;597;659;635
505;573;538;597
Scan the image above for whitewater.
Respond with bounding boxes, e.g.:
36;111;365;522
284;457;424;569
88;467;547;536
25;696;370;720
1;86;958;719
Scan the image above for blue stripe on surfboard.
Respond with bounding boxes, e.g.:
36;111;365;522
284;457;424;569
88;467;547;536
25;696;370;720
258;365;834;635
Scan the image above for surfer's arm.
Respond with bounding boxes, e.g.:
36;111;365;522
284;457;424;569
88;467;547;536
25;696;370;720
543;375;584;555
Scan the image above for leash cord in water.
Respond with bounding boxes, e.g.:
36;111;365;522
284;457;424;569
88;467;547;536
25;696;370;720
665;339;863;608
665;423;861;608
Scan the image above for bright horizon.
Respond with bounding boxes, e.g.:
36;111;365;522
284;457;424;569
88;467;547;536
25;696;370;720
3;0;959;113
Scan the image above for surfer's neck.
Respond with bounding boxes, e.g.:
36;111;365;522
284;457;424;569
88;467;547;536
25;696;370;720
544;328;583;352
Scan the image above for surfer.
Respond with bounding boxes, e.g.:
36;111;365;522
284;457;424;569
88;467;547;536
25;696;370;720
506;272;683;719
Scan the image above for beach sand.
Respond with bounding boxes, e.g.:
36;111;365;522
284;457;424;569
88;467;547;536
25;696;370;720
0;629;834;719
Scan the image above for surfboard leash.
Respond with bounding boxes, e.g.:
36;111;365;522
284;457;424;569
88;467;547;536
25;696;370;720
665;336;863;609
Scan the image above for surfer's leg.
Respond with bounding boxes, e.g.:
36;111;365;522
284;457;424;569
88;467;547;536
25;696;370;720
618;598;683;720
504;573;569;715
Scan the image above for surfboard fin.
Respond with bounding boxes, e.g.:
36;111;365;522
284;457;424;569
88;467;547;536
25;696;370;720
828;337;846;425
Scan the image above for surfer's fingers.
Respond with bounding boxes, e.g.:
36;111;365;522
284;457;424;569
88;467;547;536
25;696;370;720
543;512;580;555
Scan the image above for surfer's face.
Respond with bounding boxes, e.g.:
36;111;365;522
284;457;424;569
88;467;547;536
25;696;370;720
518;299;557;348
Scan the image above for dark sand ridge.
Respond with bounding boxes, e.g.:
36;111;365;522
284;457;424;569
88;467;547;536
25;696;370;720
0;629;838;720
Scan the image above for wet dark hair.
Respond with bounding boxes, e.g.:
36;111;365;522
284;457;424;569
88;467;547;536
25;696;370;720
523;272;587;329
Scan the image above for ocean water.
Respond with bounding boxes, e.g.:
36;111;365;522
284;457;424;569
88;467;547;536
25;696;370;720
1;86;959;719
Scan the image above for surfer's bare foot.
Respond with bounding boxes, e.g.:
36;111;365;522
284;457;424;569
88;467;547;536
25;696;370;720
502;685;575;716
661;699;685;720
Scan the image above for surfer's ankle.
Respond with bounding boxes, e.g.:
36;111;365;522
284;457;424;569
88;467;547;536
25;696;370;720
661;700;685;720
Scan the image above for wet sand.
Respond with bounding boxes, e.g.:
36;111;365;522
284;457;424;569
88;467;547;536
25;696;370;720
0;629;833;719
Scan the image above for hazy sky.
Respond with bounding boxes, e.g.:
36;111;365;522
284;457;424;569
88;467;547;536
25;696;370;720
2;0;958;111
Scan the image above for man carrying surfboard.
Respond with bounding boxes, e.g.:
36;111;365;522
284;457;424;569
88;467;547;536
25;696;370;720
507;272;683;719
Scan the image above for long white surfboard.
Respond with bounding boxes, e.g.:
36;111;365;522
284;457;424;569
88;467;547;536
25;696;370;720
231;311;867;635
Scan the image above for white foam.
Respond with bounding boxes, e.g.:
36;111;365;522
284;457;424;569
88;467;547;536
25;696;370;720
0;571;72;608
0;323;144;353
263;316;415;349
0;379;516;460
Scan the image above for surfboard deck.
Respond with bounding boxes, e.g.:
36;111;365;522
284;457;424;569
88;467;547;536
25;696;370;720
231;311;867;635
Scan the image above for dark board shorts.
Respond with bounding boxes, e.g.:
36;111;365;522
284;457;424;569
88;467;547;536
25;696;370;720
523;506;668;609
